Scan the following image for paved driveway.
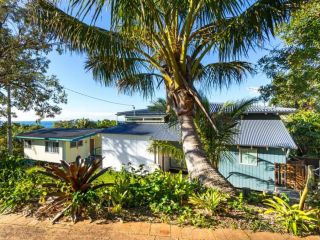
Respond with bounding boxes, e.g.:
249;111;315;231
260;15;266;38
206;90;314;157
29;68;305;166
0;214;319;240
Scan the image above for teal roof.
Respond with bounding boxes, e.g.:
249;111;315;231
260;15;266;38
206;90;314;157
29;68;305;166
15;128;101;142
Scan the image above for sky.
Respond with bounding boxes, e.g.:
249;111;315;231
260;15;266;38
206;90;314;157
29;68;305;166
12;6;283;122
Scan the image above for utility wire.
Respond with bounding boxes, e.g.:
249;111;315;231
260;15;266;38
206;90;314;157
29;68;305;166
64;87;135;110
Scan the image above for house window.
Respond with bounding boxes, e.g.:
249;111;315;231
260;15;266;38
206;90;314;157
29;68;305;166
45;141;59;153
24;140;32;149
239;148;258;166
77;140;83;147
70;142;77;148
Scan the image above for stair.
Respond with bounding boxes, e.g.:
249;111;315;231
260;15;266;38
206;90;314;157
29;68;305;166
274;186;300;201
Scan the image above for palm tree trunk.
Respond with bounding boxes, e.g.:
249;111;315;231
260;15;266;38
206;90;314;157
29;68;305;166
172;89;234;194
6;84;13;154
179;114;234;194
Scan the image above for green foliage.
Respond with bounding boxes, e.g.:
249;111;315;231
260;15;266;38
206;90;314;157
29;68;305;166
53;118;117;129
0;122;43;154
148;140;184;163
143;171;200;215
285;110;320;156
103;168;200;215
189;188;228;215
259;0;320;109
195;98;255;166
0;1;67;117
0;151;47;213
264;196;319;236
228;192;245;211
38;158;111;223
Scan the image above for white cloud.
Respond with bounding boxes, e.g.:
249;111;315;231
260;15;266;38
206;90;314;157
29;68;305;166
248;87;260;95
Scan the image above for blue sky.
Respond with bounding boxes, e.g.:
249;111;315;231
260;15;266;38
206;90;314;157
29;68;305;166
14;6;283;121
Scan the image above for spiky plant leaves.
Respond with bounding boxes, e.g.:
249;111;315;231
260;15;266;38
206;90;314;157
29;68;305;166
38;157;112;223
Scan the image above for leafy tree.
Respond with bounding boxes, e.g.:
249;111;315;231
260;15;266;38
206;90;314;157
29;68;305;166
53;118;117;128
0;122;43;155
258;1;320;157
0;0;67;154
34;0;299;192
285;111;320;157
258;0;320;109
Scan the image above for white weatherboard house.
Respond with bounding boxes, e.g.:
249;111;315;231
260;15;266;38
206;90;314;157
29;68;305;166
16;128;102;164
101;109;181;172
17;104;297;192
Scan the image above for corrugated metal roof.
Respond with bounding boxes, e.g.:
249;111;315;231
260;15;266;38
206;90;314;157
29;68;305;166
232;119;297;149
116;109;166;116
16;128;102;141
210;103;296;114
102;120;296;149
101;123;180;141
117;104;296;117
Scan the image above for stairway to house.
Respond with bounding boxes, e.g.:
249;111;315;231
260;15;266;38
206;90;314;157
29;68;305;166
274;186;300;201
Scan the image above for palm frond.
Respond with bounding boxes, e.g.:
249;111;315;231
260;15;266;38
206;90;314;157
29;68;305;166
217;0;300;59
33;0;136;56
195;61;254;90
191;0;300;60
117;73;163;99
148;140;184;162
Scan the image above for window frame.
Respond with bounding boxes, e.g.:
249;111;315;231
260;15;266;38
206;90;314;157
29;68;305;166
45;141;59;154
70;142;77;148
77;140;83;147
239;148;258;166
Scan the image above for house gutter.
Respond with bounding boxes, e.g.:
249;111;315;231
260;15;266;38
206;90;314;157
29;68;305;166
15;132;99;142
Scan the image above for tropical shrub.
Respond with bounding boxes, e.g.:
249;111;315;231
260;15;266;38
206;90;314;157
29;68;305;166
143;171;200;214
103;168;201;215
38;157;111;223
264;196;319;236
189;188;228;215
0;152;45;213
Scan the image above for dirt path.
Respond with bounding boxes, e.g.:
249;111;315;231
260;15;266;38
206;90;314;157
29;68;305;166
0;214;319;240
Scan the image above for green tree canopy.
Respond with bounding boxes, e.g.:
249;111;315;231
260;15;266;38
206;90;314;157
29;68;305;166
286;110;320;157
53;118;117;128
0;0;67;153
258;0;320;110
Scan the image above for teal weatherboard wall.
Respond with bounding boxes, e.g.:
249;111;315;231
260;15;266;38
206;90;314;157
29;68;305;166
218;146;287;192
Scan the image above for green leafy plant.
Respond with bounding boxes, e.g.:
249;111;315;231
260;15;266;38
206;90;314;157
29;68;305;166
189;188;228;215
0;152;45;213
143;171;200;215
264;196;319;236
228;192;245;211
38;157;111;223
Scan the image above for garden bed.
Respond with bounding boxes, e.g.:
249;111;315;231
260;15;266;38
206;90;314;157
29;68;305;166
0;156;319;237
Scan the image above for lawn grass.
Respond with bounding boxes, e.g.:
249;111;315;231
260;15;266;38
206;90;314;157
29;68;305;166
94;170;116;184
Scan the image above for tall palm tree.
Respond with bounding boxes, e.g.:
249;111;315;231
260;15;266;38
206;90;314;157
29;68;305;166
32;0;299;192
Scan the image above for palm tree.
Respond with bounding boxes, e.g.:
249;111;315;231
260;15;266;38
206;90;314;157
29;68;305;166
32;0;299;192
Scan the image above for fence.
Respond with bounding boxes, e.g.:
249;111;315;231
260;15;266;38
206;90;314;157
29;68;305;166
275;157;320;190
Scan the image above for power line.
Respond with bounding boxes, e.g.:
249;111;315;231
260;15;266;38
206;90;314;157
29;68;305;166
64;87;135;109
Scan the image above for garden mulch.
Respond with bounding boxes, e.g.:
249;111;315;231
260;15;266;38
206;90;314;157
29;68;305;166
0;214;319;240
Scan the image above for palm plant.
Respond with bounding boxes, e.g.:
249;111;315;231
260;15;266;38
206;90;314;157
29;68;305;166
264;196;319;236
38;157;111;223
195;98;255;167
32;0;300;192
189;188;228;215
148;97;255;167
